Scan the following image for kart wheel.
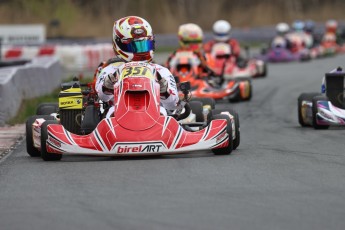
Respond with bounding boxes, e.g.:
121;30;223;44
189;101;204;122
211;109;240;150
190;97;216;109
211;114;233;155
261;62;268;77
26;115;55;157
297;92;320;127
312;95;330;130
241;79;252;101
41;120;62;161
36;103;59;115
60;109;82;134
227;108;240;150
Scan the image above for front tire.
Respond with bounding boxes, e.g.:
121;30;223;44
26;115;55;157
41;120;62;161
297;92;320;127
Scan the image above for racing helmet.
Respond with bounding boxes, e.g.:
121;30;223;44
275;22;290;35
325;19;338;33
292;20;305;32
112;16;155;62
304;20;315;33
213;20;231;42
178;23;203;51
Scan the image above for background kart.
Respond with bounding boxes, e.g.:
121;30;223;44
298;67;345;129
206;42;267;78
26;64;240;161
257;46;310;63
168;50;252;102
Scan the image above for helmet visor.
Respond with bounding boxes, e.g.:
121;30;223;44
117;38;154;53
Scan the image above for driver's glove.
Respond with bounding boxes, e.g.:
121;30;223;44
102;73;117;95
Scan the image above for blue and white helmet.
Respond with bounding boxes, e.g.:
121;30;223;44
213;20;231;42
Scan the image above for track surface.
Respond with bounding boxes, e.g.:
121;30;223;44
1;54;345;230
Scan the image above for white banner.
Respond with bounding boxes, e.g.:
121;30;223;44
0;24;46;45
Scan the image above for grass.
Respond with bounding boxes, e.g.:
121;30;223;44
8;76;93;125
7;88;60;125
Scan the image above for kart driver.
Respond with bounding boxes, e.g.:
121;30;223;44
95;16;179;118
271;22;292;49
203;20;242;64
165;23;214;77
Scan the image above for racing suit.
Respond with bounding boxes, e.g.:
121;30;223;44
95;60;179;118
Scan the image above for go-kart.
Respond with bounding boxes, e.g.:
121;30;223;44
258;46;310;62
314;34;345;58
298;67;345;129
258;33;311;62
26;63;241;161
206;42;267;78
167;50;252;102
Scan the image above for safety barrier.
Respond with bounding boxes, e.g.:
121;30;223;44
0;56;62;126
1;43;114;71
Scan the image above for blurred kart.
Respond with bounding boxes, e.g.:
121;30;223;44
298;67;345;129
26;64;241;161
258;35;310;62
313;33;345;58
168;50;252;102
206;42;267;78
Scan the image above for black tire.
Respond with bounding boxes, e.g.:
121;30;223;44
260;62;268;77
41;120;62;161
211;108;240;150
298;92;320;127
36;103;59;115
228;88;242;103
190;97;216;109
312;95;330;130
227;108;240;150
240;78;252;101
59;109;83;134
26;115;55;157
211;114;233;155
189;101;204;122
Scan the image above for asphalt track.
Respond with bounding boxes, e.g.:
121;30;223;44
1;54;345;230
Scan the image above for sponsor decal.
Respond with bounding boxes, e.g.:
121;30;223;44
114;142;165;153
133;28;144;35
60;100;74;105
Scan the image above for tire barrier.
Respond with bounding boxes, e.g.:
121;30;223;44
0;56;62;126
1;43;114;71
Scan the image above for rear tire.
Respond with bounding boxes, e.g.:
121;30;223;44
211;114;233;155
312;95;330;129
26;115;55;157
36;103;59;115
41;120;62;161
298;92;320;127
189;101;204;122
190;97;216;109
